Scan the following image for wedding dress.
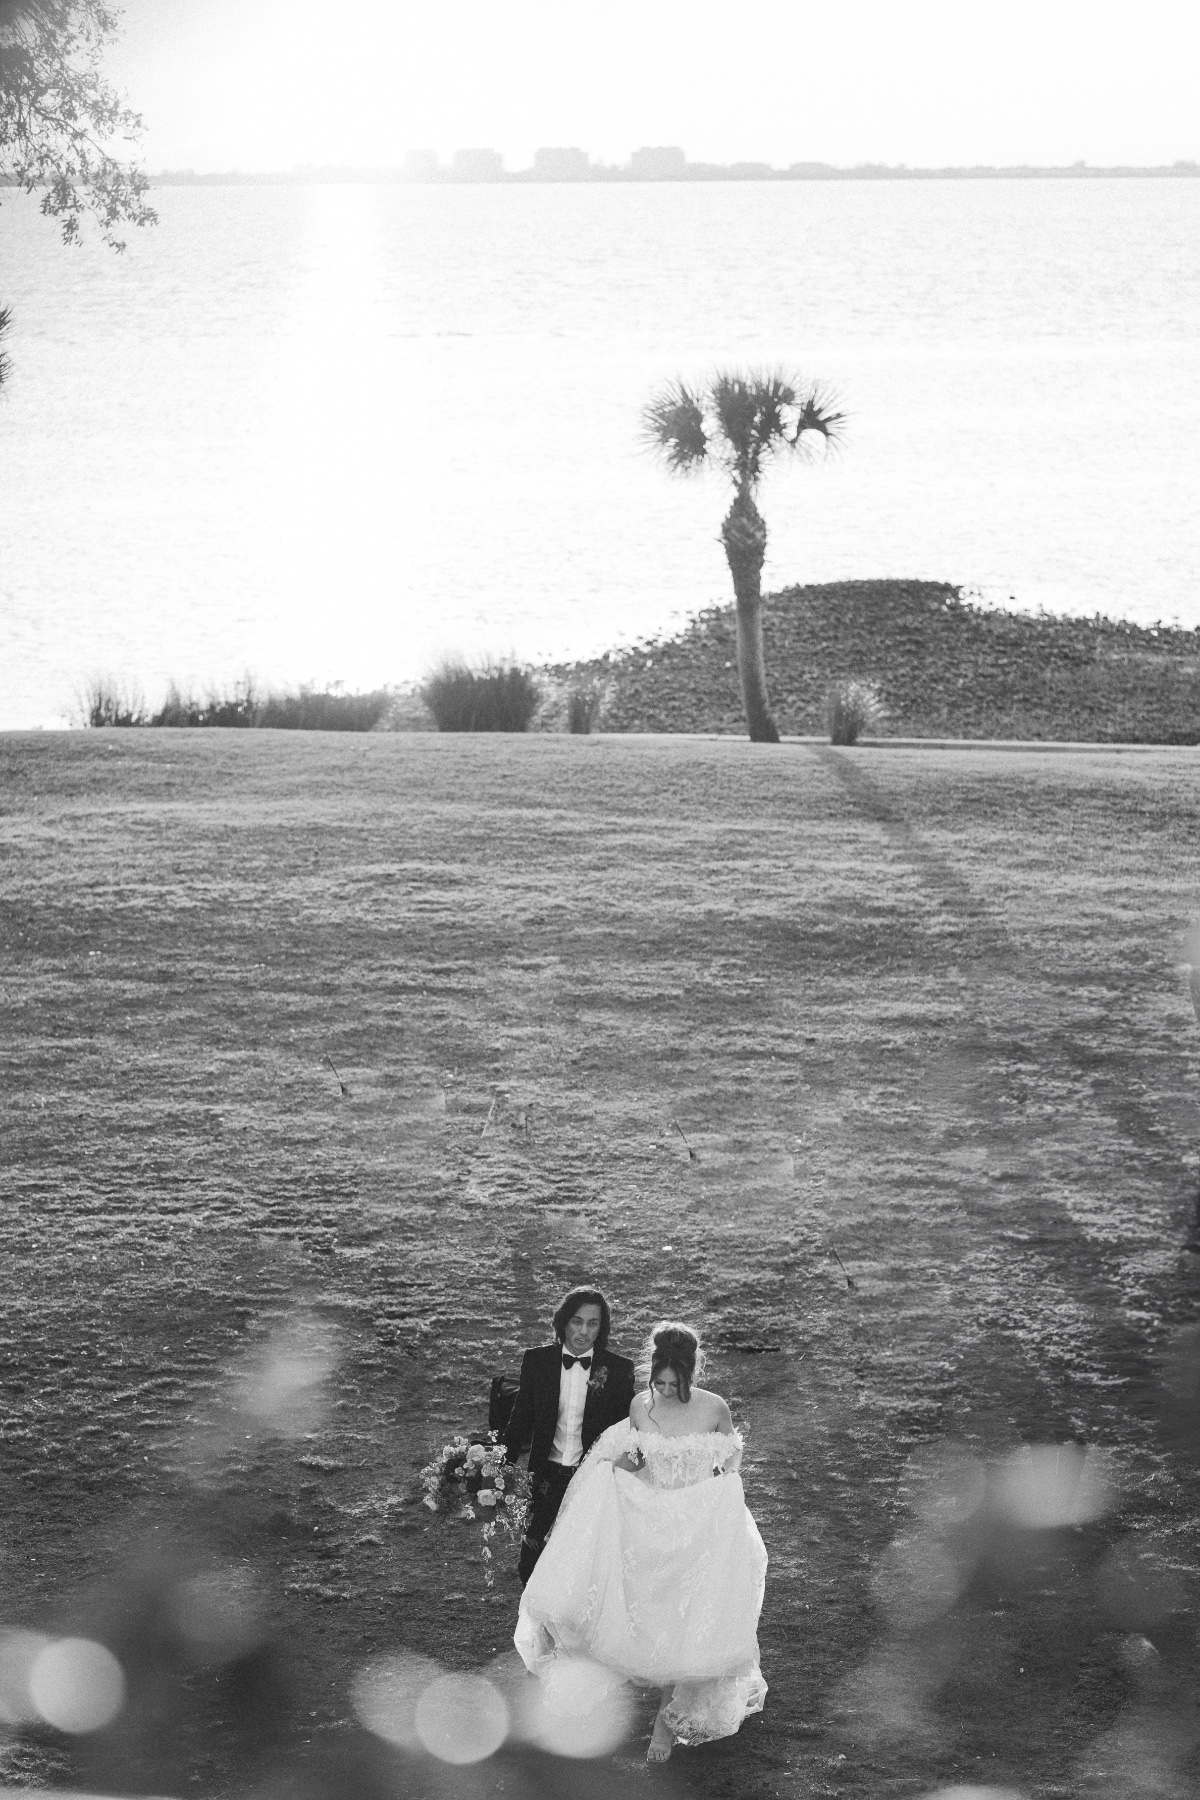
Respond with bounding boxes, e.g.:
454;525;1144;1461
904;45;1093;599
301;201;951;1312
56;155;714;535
514;1422;768;1745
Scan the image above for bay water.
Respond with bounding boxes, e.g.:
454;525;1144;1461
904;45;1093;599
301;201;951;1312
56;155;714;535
1;177;1197;727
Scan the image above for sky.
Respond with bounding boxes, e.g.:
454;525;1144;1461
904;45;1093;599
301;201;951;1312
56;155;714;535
105;0;1200;174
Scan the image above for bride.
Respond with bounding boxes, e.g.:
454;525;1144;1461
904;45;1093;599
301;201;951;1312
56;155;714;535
514;1321;767;1762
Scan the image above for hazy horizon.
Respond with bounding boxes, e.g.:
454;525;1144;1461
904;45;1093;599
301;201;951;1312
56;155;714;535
136;149;1200;179
104;1;1199;177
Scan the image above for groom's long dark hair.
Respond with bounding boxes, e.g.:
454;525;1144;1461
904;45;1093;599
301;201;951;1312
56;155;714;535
552;1285;612;1352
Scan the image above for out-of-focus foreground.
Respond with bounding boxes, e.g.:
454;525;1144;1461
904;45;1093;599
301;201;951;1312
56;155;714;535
1;731;1199;1800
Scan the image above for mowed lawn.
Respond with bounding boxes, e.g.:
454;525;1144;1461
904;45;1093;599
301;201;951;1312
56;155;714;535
2;730;1200;1800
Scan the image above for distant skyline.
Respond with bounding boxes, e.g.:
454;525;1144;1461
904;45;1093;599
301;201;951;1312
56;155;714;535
141;148;1200;184
105;0;1199;176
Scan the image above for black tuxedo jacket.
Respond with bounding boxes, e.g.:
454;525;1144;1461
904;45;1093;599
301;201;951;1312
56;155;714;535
504;1342;635;1476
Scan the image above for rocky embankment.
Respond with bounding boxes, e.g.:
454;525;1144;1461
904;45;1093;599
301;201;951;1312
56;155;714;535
545;580;1200;741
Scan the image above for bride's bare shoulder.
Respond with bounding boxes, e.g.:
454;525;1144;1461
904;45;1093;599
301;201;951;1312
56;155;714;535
629;1390;651;1425
688;1388;731;1428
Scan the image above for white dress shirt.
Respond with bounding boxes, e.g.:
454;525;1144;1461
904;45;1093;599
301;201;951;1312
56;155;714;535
549;1355;590;1466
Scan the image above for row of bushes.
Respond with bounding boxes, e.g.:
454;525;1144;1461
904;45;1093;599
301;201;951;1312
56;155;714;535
76;664;887;743
77;664;616;737
86;580;1197;743
80;678;393;733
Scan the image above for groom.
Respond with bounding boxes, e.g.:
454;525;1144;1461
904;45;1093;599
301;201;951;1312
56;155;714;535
504;1284;635;1585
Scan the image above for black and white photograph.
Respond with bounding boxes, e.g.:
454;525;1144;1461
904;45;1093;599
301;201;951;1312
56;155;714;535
2;3;1200;1796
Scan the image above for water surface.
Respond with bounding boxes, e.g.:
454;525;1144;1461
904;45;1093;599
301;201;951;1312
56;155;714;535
1;178;1197;725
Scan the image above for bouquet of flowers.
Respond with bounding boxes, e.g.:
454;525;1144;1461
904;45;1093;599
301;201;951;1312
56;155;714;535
418;1430;530;1580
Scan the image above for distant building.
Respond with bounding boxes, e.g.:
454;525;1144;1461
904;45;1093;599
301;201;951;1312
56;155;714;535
405;149;440;181
532;146;591;180
629;146;687;180
451;148;504;182
727;161;777;180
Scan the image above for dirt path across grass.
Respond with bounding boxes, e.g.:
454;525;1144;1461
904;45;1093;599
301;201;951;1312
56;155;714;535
2;732;1199;1800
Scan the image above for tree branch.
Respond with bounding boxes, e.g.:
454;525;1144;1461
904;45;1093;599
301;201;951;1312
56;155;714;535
0;0;155;248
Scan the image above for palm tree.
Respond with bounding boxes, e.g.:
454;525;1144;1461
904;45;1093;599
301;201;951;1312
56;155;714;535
643;368;843;743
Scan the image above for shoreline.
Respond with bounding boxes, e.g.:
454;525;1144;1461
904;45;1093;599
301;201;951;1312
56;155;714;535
541;580;1200;745
9;582;1199;743
127;164;1200;187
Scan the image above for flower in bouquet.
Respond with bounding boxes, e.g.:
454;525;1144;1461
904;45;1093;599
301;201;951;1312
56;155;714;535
418;1429;530;1533
416;1426;533;1592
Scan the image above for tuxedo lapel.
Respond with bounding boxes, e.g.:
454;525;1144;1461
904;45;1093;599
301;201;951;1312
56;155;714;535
580;1349;605;1424
525;1345;563;1472
538;1346;560;1413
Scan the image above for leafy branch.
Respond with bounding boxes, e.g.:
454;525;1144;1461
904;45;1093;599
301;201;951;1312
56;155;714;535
0;1;155;248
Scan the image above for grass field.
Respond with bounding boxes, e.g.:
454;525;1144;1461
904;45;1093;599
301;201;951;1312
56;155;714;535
2;730;1200;1800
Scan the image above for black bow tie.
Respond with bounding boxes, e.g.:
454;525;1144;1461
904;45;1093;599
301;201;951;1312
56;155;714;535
562;1353;592;1370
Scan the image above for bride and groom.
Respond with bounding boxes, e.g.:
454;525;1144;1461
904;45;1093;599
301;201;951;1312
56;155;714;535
503;1285;767;1763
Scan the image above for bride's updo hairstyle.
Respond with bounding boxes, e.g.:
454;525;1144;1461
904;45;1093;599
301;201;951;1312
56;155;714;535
640;1321;704;1405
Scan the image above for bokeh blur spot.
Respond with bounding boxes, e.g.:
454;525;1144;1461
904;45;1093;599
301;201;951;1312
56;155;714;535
992;1445;1111;1529
240;1316;337;1437
907;1444;987;1528
170;1568;268;1662
28;1637;126;1733
521;1656;634;1758
350;1652;445;1750
916;1787;1027;1799
0;1629;52;1724
872;1536;968;1630
413;1672;509;1764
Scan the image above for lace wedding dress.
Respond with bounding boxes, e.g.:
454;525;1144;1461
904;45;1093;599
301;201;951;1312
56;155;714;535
514;1423;768;1745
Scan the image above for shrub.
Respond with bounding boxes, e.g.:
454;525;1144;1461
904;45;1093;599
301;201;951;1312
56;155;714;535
151;681;202;727
77;677;148;727
151;677;260;727
826;678;886;746
375;686;438;731
421;659;541;733
566;681;605;735
257;687;389;731
148;680;390;730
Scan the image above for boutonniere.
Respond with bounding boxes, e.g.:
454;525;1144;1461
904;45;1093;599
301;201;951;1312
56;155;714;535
587;1366;608;1394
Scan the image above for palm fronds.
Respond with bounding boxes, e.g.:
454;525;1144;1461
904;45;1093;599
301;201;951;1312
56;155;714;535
713;367;845;481
711;370;792;481
641;379;708;473
645;367;844;489
789;381;846;448
0;305;11;389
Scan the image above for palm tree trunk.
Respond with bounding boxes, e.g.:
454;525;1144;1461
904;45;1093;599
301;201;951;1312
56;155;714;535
720;489;779;744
